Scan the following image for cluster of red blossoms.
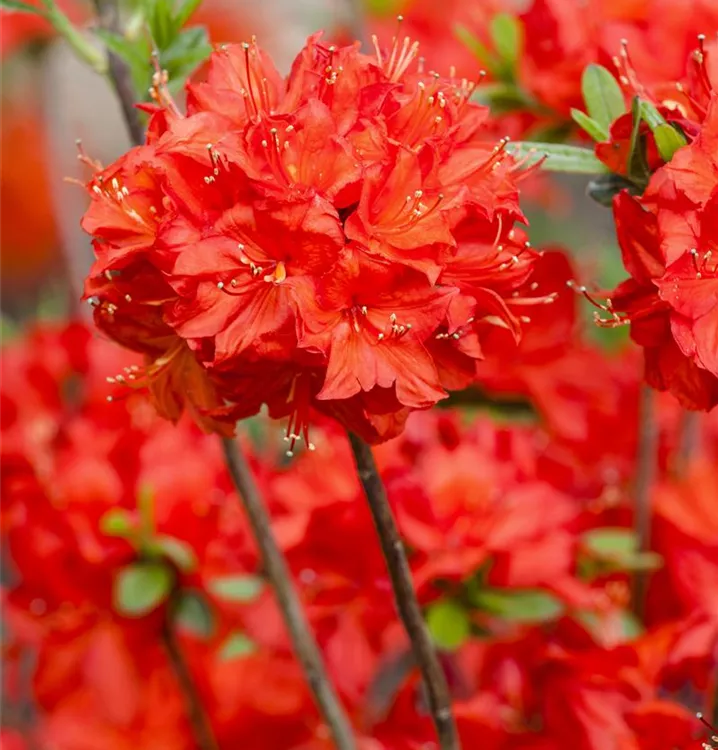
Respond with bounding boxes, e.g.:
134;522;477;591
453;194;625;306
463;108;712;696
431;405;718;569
592;38;718;410
81;30;545;447
3;321;718;749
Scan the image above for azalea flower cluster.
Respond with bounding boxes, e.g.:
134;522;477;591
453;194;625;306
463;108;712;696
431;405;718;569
2;321;717;749
388;0;718;136
82;31;541;447
592;40;718;410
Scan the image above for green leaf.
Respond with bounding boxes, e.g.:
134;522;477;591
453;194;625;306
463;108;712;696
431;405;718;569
506;142;609;174
148;534;198;573
582;528;663;572
161;25;211;90
473;82;531;114
489;13;521;70
146;0;175;49
94;28;149;69
174;590;215;638
653;124;686;162
219;632;257;660
100;508;135;538
638;101;687;161
455;24;500;77
114;562;173;616
426;599;471;650
576;609;645;643
208;575;264;602
571;108;609;142
472;588;564;623
627;96;650;185
171;0;203;33
581;64;625;131
0;0;47;15
587;174;639;207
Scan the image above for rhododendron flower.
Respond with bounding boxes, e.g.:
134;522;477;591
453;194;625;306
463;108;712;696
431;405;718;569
80;31;544;446
516;0;718;123
597;84;718;410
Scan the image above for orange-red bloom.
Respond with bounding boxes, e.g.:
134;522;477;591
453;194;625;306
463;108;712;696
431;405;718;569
80;32;542;444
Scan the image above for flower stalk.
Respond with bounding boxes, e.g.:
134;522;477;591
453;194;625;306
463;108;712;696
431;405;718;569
348;432;461;750
162;602;219;750
631;385;658;619
221;437;357;750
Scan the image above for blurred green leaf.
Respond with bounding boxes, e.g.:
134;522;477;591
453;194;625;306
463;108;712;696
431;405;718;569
94;28;147;67
219;632;257;660
115;562;173;616
472;588;564;623
171;0;203;32
100;508;135;538
571;108;609;142
0;0;46;14
208;575;264;602
582;528;663;572
581;64;625;131
148;534;198;572
426;600;471;650
577;609;644;642
174;590;215;638
586;174;638;207
507;142;610;174
490;13;521;72
455;24;500;77
473;82;530;114
162;26;212;92
146;0;175;49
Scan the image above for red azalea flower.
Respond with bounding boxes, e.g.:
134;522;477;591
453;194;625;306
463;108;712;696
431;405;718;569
79;31;541;444
604;192;718;410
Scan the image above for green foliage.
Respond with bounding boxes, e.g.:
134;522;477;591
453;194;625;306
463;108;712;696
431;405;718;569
148;534;198;572
570;109;609;143
174;590;215;637
456;14;522;84
581;64;625;132
426;599;471;650
0;0;46;14
93;0;213;102
638;101;688;161
471;588;564;623
581;528;663;575
506;142;610;174
219;632;257;660
115;562;173;616
489;13;522;79
100;508;135;538
208;575;264;602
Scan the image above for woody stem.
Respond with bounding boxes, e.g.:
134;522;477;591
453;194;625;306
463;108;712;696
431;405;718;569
91;0;145;146
220;437;357;750
161;606;219;750
631;384;658;619
347;432;461;750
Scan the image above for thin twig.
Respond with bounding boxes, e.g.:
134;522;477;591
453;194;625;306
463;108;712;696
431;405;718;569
161;611;219;750
676;410;701;475
631;385;658;619
91;0;145;146
220;437;357;750
348;432;461;750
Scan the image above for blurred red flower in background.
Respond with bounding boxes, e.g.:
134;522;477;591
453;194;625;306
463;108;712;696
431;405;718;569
3;320;716;748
